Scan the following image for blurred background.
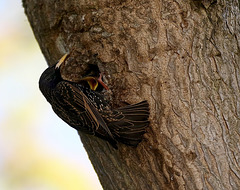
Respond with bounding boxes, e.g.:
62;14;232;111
0;1;102;189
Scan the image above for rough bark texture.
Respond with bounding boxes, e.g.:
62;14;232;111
23;0;240;189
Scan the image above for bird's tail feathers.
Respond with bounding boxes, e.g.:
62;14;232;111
108;101;149;147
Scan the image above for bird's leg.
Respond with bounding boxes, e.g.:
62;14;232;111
97;73;109;90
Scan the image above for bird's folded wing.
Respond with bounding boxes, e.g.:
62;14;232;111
53;81;114;138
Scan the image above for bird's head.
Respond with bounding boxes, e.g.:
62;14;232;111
40;54;68;86
39;54;68;102
39;52;108;95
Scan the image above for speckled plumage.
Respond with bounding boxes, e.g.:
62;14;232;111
39;58;149;149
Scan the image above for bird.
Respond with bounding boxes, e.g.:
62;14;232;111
39;53;150;149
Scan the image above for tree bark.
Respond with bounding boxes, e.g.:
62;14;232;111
23;0;240;189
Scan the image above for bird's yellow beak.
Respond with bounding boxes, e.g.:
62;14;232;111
55;53;69;69
80;77;99;90
80;74;109;91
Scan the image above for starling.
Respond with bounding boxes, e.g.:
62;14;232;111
39;54;149;149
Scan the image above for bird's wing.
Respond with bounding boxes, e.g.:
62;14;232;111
53;81;114;138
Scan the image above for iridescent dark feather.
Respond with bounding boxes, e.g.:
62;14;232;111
39;60;149;149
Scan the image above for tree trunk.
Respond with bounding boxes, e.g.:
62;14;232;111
23;0;240;189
